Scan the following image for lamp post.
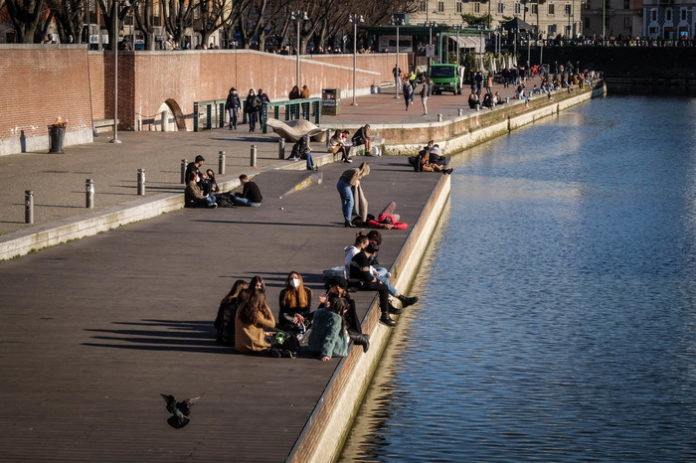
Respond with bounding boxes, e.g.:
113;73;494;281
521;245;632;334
477;23;484;71
111;0;122;144
291;10;308;89
393;15;405;99
349;13;364;106
453;24;462;66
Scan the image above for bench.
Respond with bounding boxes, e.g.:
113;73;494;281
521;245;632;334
93;119;118;135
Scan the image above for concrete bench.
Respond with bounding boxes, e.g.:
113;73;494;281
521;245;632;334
94;119;118;134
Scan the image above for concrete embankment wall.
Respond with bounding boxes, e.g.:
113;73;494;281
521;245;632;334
287;176;451;463
287;82;606;463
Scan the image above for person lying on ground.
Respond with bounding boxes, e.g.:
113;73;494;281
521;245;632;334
308;297;351;361
322;276;369;353
231;174;262;207
184;171;217;208
277;271;313;340
366;201;409;230
235;288;297;358
214;279;249;346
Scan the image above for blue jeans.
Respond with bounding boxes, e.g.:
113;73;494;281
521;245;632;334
305;152;314;170
336;178;353;222
375;272;398;296
232;196;261;207
206;194;217;206
248;111;257;131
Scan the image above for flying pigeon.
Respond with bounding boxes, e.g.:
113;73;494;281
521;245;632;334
161;394;200;429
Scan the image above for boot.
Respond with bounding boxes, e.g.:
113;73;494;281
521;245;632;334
398;295;419;308
379;314;396;327
388;305;403;315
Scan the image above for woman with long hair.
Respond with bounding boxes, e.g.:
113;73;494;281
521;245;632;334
278;271;313;337
308;297;351;361
235;288;297;358
214;279;248;346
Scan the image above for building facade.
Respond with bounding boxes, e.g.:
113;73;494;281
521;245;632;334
582;0;643;39
642;0;695;39
408;0;583;38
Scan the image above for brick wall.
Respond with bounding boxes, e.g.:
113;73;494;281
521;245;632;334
0;46;408;154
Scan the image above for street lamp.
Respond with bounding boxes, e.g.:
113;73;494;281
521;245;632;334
452;24;462;66
290;10;308;89
477;23;484;71
393;15;405;99
349;13;364;106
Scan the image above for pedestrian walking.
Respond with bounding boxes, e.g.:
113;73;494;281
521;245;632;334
403;80;412;111
420;79;431;115
225;88;241;130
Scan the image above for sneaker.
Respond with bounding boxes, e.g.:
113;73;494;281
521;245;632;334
210;203;218;208
379;314;396;327
388;305;403;315
346;159;353;163
399;295;419;308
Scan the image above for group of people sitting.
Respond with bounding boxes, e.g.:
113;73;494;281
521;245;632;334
184;155;263;208
214;229;417;361
407;140;454;175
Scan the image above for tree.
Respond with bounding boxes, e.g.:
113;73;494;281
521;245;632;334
49;0;86;43
96;0;132;49
5;0;51;42
161;0;195;47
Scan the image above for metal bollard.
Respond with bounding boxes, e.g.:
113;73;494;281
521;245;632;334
85;179;94;209
278;138;285;159
325;129;331;149
218;151;226;175
181;159;187;184
250;144;257;167
437;113;443;122
137;168;145;196
458;108;464;116
25;190;34;224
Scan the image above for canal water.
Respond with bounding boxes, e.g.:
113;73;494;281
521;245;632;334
340;96;696;462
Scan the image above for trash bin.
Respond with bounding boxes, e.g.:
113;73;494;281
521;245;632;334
49;124;66;153
321;88;341;116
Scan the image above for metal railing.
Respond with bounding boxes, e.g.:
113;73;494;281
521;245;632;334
193;99;226;131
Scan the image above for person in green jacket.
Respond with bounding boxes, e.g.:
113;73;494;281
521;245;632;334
308;297;350;361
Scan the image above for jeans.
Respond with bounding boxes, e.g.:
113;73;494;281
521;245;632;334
374;271;398;296
232;196;261;207
305;152;314;170
228;108;238;128
336;178;353;222
206;194;217;206
248;111;257;131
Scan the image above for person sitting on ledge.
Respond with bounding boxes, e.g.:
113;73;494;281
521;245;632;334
349;242;400;327
351;124;372;155
231;174;262;207
184;171;217;208
322;276;370;353
468;89;479;109
329;129;351;163
308;296;351;361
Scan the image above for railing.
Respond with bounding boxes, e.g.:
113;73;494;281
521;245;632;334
193;99;226;131
194;97;321;133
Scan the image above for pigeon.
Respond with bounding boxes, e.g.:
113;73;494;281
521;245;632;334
161;394;200;429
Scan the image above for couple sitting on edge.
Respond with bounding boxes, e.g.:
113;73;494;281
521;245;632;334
185;173;262;208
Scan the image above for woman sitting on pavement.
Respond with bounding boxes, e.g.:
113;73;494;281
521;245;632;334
322;276;370;353
184;171;217;208
308;296;351;361
277;271;313;340
468;89;479;109
235;288;297;358
214;280;249;346
329;130;351;163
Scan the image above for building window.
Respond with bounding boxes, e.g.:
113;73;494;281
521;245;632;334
497;2;504;13
680;8;687;20
565;4;571;15
457;1;463;12
548;24;557;35
438;0;444;12
623;0;630;9
649;26;657;34
532;3;538;14
666;8;672;21
474;2;480;12
624;17;631;27
419;1;427;12
515;2;521;14
584;17;590;29
650;8;657;21
548;3;555;15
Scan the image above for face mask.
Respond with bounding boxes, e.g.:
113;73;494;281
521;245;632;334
291;278;300;288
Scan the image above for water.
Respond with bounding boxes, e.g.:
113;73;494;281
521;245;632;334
340;96;696;462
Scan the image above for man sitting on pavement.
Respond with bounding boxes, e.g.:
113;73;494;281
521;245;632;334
231;174;263;207
186;155;205;186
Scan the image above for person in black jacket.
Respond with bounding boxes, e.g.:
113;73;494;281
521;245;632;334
231;174;262;207
277;271;313;338
214;280;249;346
350;243;399;327
257;89;270;130
244;89;261;132
224;87;241;130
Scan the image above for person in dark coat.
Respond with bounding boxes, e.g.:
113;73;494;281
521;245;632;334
232;174;262;207
257;89;270;130
224;87;241;130
244;89;261;132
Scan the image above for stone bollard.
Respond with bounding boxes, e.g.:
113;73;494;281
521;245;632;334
250;144;257;167
85;179;94;209
137;168;145;196
437;113;443;122
25;190;34;224
458;108;463;116
218;151;226;175
278;138;285;159
181;159;187;184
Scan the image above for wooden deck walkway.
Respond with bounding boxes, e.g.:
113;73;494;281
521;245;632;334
0;156;442;462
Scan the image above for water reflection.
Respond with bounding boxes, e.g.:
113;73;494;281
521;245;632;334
340;97;696;462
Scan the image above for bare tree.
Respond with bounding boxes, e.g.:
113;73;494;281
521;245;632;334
196;0;232;47
50;0;86;43
96;0;132;49
5;0;51;42
161;0;194;47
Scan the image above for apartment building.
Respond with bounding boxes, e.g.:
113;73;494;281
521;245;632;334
582;0;643;38
642;0;694;39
